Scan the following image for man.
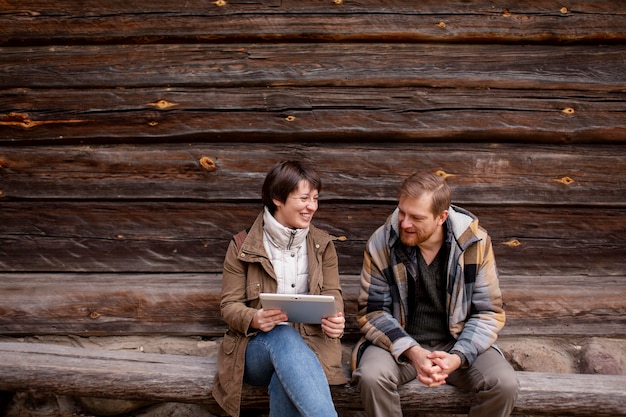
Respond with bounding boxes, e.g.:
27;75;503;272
351;171;519;417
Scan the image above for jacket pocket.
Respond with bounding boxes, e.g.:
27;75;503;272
221;330;240;355
302;323;324;338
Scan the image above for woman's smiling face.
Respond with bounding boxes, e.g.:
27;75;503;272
273;179;319;229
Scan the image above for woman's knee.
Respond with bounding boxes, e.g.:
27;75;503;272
266;325;304;345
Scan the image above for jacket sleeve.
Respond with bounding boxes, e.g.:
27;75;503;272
318;240;345;315
220;239;259;336
450;232;505;365
357;228;418;361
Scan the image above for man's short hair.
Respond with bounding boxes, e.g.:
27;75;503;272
398;171;451;216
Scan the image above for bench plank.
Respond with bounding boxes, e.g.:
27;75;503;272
0;342;624;416
0;342;215;404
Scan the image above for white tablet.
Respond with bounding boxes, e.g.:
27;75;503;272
259;293;336;324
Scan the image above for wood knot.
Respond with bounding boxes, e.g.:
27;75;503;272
336;236;347;241
502;9;512;17
285;115;296;122
560;7;568;14
437;21;446;29
503;239;522;248
89;311;102;319
562;107;575;115
215;0;226;6
199;156;217;171
333;0;343;4
149;99;177;110
556;176;575;185
1;112;33;128
434;170;455;179
1;112;85;128
0;157;6;168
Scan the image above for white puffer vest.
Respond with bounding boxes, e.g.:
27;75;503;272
262;207;309;294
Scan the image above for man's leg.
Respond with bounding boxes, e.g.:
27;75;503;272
352;344;416;417
446;347;519;417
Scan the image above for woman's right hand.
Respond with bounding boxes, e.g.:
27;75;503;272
252;308;288;332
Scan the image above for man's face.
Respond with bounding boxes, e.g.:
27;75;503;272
397;194;446;247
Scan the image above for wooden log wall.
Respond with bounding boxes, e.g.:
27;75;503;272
0;1;625;340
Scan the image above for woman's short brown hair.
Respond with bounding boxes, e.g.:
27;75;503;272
262;161;322;214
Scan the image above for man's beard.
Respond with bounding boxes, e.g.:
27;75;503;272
399;228;430;247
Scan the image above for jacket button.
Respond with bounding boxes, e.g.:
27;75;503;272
315;244;320;248
240;253;246;258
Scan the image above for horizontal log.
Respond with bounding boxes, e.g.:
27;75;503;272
0;342;216;404
1;202;624;276
0;89;624;145
1;143;624;203
0;274;223;337
0;273;624;338
1;0;624;45
2;44;624;91
0;342;624;416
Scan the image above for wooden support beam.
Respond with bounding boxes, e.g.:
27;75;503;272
1;273;624;338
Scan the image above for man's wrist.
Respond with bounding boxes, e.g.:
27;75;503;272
450;349;469;368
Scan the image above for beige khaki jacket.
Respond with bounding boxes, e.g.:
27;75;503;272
212;211;347;416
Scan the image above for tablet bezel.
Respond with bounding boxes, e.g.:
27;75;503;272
259;293;336;324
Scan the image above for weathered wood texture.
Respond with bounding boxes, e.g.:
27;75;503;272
1;202;625;276
1;143;625;275
3;44;624;90
1;273;625;338
1;143;624;203
0;0;624;334
0;2;623;319
0;1;625;414
1;0;625;45
0;342;625;417
1;48;625;144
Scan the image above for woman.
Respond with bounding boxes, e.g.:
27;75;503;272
212;160;347;417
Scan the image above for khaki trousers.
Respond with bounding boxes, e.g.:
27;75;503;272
352;343;519;417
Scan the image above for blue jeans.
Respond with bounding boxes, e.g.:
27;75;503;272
244;325;338;417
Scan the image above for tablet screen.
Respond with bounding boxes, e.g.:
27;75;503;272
259;293;336;324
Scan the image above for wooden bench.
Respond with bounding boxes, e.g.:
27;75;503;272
1;341;625;417
1;1;625;416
